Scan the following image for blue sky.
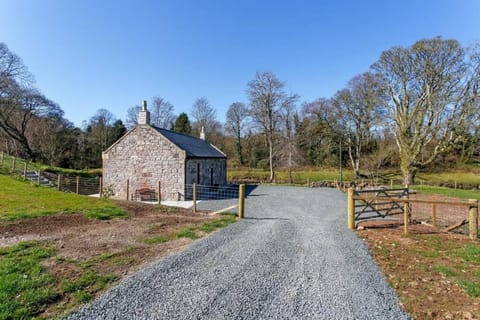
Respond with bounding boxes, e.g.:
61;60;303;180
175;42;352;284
0;0;479;127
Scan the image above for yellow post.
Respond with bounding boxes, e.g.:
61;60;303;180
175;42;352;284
403;201;409;235
468;199;478;240
347;188;355;229
76;176;80;194
126;179;129;201
432;203;437;227
57;175;61;191
157;181;161;205
193;183;197;212
238;184;245;219
390;179;393;188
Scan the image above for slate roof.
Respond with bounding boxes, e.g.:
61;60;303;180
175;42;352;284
154;127;226;158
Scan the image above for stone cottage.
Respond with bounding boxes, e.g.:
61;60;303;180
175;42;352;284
102;101;227;201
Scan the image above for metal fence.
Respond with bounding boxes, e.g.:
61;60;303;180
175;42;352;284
0;153;101;196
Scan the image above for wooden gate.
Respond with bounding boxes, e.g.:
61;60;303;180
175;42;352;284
351;188;409;226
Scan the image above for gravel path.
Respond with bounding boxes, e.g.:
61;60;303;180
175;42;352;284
68;186;409;320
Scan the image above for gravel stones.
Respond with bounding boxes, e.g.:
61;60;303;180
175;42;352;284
67;186;410;320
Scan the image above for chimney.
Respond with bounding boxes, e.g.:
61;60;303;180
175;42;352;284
200;126;206;140
138;100;150;125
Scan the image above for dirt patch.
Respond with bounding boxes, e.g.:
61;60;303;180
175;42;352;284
0;200;234;318
359;223;480;319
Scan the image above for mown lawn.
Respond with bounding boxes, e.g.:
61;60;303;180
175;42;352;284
0;174;125;220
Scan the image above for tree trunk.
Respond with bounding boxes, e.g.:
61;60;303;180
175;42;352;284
401;166;416;186
268;135;275;182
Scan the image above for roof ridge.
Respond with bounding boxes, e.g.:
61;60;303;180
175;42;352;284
154;126;203;141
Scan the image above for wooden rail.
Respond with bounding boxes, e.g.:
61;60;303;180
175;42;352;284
347;188;479;239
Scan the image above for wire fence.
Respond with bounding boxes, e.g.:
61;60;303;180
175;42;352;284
0;152;101;196
229;174;480;191
184;184;239;201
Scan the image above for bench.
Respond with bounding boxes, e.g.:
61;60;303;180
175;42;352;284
132;188;157;201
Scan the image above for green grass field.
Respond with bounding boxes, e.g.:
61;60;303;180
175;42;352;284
227;167;480;187
0;174;125;220
410;185;480;200
227;168;353;182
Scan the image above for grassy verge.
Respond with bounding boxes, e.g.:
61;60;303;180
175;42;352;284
227;168;352;183
414;235;480;298
0;174;125;220
0;153;101;178
0;241;58;319
0;214;237;318
0;241;118;319
143;214;237;244
362;229;480;319
411;185;480;200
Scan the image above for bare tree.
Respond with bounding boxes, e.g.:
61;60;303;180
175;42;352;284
125;96;175;129
278;95;299;183
247;71;297;182
333;72;386;177
0;42;32;91
225;102;248;165
125;104;140;128
372;37;480;185
0;42;63;159
191;97;217;137
151;96;175;128
0;86;61;159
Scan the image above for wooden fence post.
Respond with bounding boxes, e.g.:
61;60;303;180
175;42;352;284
157;180;161;205
37;170;41;184
12;157;16;173
0;152;3;166
126;179;129;201
390;179;393;188
99;177;103;198
193;183;197;212
468;199;478;240
403;201;409;235
23;162;27;180
238;184;245;219
347;188;355;229
57;175;61;191
432;203;437;227
76;176;80;194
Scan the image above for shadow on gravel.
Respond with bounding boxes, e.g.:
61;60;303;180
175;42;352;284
244;217;290;221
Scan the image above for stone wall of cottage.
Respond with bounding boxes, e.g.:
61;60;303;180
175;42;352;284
102;125;186;201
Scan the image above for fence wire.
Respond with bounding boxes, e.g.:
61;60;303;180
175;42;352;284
184;184;239;201
0;153;101;196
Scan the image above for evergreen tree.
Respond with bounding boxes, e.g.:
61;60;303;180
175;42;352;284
172;113;192;135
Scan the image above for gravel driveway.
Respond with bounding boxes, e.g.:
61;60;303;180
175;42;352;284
68;186;409;320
